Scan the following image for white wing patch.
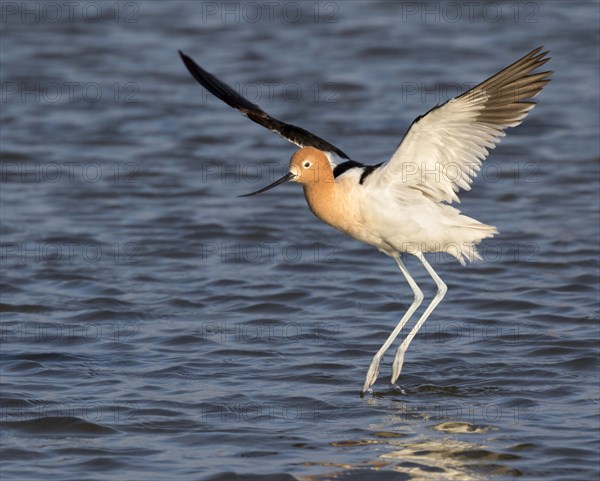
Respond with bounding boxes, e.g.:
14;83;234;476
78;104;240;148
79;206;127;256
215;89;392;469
369;47;551;204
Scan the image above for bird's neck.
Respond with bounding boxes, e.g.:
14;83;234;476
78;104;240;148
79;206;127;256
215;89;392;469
303;179;352;234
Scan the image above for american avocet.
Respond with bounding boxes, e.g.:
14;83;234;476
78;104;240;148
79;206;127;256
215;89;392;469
179;47;551;394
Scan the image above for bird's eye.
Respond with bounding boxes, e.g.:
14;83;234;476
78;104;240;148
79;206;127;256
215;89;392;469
303;161;311;168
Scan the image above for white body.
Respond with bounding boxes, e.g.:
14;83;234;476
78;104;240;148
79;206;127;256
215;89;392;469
332;166;496;264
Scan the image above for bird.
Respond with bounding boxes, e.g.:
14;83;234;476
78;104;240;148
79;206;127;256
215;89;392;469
178;47;551;394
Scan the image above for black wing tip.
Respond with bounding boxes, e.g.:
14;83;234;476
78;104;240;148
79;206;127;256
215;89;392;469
178;49;189;62
178;50;197;75
178;50;212;81
178;50;201;74
177;51;350;159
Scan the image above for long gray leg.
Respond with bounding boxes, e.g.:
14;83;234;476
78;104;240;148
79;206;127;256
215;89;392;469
391;252;447;384
361;255;424;394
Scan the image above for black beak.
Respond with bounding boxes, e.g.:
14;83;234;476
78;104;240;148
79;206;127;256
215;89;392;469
238;172;296;197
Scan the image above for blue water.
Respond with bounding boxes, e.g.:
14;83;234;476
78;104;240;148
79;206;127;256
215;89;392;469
1;1;599;480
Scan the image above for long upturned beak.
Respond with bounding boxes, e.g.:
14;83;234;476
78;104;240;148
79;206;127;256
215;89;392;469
238;172;296;197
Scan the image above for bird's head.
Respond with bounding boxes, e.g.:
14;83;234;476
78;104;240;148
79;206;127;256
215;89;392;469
289;147;333;186
239;147;333;197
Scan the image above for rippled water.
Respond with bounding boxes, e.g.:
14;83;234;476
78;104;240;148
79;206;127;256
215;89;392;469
1;1;599;480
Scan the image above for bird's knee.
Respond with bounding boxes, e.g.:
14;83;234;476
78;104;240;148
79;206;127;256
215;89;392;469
414;289;424;304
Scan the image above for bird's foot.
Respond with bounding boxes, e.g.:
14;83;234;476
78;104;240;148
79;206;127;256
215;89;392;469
390;383;406;394
361;354;381;394
390;349;406;385
359;387;374;397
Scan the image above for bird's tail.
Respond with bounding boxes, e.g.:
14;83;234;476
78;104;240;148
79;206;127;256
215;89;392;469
452;223;498;265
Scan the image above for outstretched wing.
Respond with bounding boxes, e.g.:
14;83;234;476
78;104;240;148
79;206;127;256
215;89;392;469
370;47;552;203
179;51;350;160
